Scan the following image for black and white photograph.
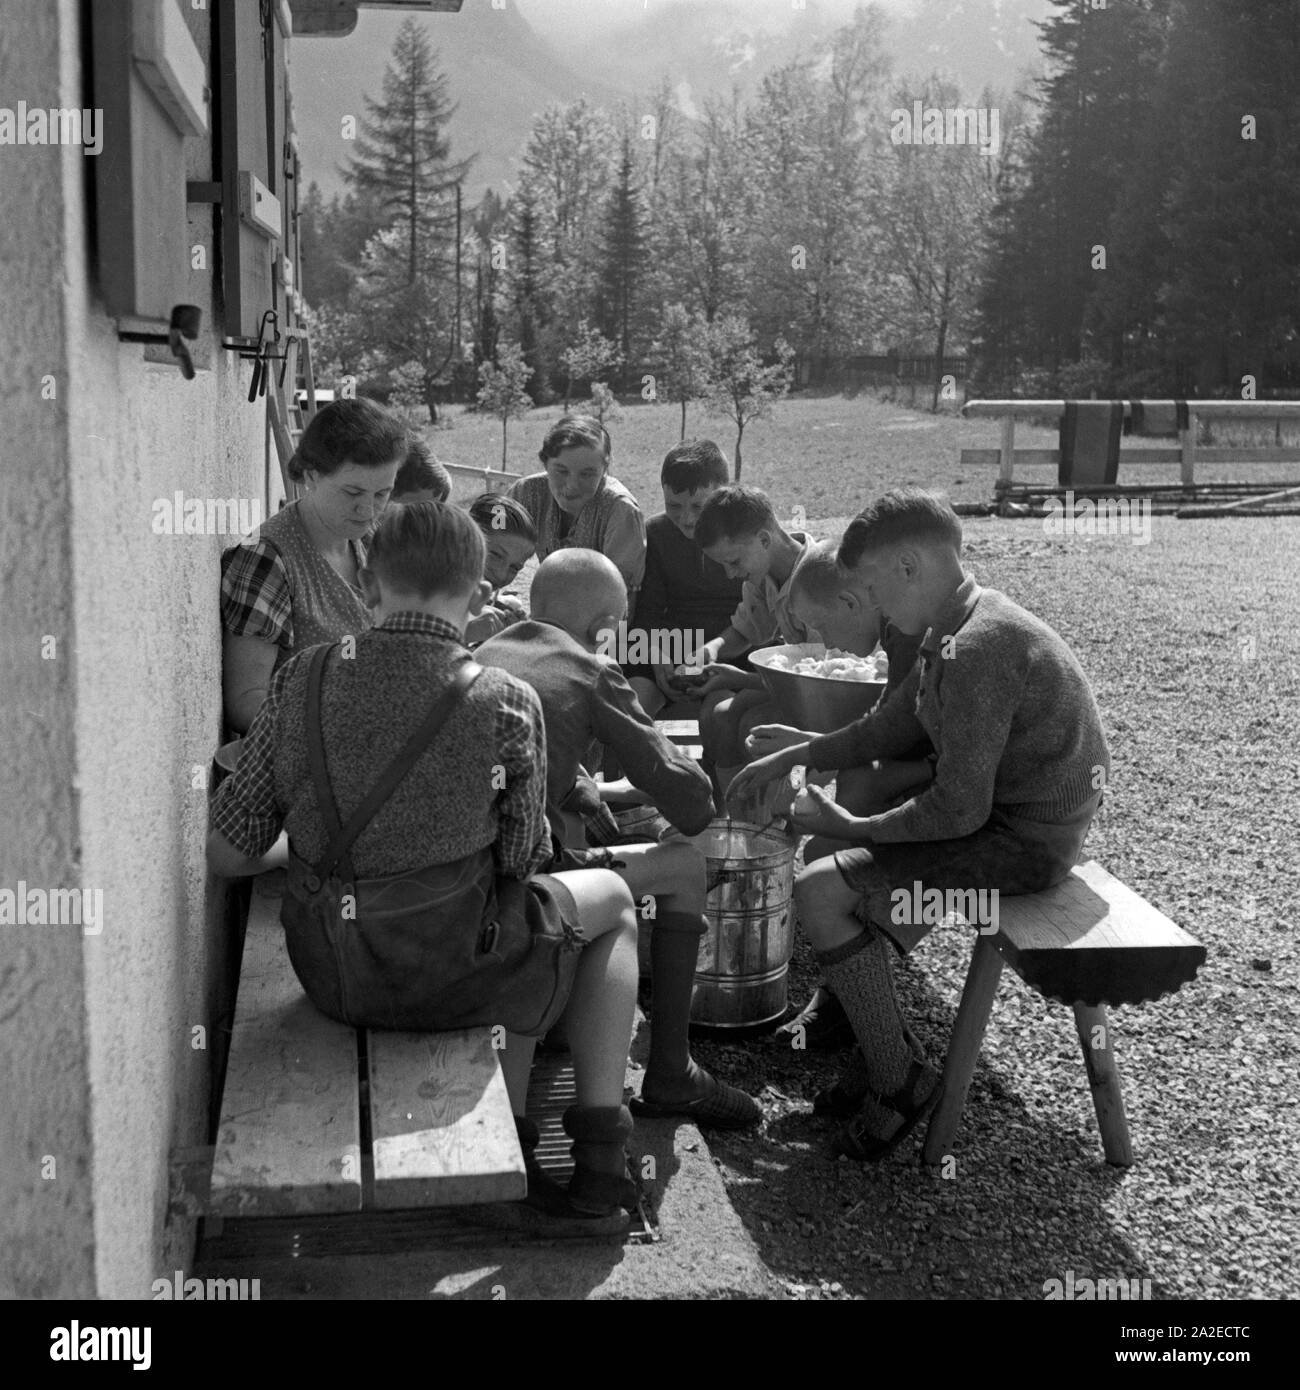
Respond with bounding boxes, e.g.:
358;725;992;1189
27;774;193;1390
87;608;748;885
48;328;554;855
1;0;1296;1337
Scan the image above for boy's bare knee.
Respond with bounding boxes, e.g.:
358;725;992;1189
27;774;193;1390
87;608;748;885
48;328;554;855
794;861;857;944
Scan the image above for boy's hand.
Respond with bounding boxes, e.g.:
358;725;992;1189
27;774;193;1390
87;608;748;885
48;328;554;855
726;745;803;802
496;593;527;619
787;784;864;840
747;723;816;757
697;662;752;694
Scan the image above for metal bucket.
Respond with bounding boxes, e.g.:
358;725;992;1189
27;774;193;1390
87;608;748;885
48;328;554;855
689;819;798;1030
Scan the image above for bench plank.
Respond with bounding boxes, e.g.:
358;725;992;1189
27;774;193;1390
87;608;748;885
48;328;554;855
991;860;1205;1007
211;872;363;1216
367;1028;526;1208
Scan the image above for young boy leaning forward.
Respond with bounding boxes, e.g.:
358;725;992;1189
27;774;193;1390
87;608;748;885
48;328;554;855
207;503;643;1229
773;541;934;1049
477;549;761;1128
732;488;1110;1161
692;484;812;808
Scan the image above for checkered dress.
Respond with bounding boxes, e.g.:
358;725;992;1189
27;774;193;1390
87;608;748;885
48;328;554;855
219;500;373;661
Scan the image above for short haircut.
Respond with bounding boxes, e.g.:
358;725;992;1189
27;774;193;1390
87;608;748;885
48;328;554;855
694;485;779;550
289;397;408;483
467;491;537;544
393;435;451;502
365;500;485;599
661;439;729;492
839;487;963;567
538;413;612;465
789;540;846;606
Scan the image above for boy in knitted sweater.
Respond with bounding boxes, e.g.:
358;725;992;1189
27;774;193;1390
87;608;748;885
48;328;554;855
732;488;1109;1161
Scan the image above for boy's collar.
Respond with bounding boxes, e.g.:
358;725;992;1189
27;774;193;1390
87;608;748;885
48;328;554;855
376;611;467;641
919;575;981;656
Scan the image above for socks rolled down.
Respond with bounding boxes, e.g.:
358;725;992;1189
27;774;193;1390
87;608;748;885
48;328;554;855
563;1103;638;1215
817;926;914;1097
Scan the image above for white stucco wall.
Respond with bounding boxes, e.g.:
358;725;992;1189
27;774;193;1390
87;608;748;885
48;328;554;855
1;0;265;1297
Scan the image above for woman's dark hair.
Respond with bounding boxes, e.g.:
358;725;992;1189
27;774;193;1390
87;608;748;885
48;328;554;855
393;434;452;502
366;501;485;599
661;439;729;492
467;492;538;544
839;487;962;568
694;484;779;550
538;413;612;466
288;398;408;483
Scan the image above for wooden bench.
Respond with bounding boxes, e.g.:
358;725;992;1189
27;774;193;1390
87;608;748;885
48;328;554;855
443;461;522;498
657;698;703;761
960;398;1300;512
922;860;1206;1167
209;870;525;1217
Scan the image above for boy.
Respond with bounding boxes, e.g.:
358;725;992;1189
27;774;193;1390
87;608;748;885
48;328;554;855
477;550;760;1128
732;488;1109;1161
391;435;452;503
207;502;642;1228
625;440;745;719
775;542;933;1051
464;492;536;647
692;485;812;804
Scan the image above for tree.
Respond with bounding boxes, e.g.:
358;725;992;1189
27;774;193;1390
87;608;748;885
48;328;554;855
596;134;647;389
878;78;1007;410
516;99;619;388
970;0;1167;390
655;92;752;324
704;314;795;479
559;321;623;410
586;381;621;427
742;10;892;374
647;302;712;440
477;343;534;466
341;18;471;415
1088;0;1300;392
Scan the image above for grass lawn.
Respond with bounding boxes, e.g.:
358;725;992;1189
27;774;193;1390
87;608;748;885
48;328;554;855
439;390;1299;1300
427;390;1299;517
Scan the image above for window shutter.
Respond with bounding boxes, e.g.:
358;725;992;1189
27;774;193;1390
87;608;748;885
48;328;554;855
216;0;284;342
91;0;209;325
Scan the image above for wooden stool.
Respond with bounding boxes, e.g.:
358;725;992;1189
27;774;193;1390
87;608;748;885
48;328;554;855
922;860;1205;1167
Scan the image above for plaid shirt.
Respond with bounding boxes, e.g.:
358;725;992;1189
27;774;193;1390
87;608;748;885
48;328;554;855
211;612;552;879
219;501;372;657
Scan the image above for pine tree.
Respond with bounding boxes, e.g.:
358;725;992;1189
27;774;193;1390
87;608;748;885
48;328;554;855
970;0;1166;390
343;18;472;415
596;135;645;392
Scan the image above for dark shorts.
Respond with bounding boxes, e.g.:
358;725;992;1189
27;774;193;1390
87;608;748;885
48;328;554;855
282;847;584;1036
833;796;1100;955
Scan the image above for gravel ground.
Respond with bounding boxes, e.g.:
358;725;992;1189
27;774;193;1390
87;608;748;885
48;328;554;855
690;516;1300;1301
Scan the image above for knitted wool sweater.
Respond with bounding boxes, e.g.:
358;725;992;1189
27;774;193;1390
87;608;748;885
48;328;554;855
808;576;1109;842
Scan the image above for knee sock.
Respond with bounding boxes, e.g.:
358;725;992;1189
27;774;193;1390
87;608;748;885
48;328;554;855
646;912;705;1080
817;928;913;1097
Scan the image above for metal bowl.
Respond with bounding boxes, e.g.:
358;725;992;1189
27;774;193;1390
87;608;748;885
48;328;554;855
751;643;886;735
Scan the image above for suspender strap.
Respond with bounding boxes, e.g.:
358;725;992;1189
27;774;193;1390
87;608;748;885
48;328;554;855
303;643;482;884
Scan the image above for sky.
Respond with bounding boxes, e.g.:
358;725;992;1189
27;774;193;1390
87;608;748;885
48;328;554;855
513;0;914;37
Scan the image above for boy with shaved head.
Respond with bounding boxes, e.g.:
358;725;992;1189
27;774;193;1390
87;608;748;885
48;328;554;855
733;489;1108;1161
477;550;760;1128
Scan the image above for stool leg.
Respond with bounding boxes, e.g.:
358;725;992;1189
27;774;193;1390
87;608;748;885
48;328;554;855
922;934;1004;1166
1072;1002;1134;1167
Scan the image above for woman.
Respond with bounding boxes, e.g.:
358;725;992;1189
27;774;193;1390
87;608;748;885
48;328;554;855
220;397;407;732
507;414;646;610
